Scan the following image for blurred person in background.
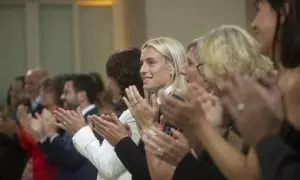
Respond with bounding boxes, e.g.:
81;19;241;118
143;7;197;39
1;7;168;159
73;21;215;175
24;68;49;114
36;74;98;180
17;68;49;180
0;76;28;180
18;75;69;180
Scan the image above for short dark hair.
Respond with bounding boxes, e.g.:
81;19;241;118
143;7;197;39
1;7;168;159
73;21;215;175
264;0;300;68
88;72;106;107
88;72;105;95
72;73;98;104
106;48;144;99
41;74;69;107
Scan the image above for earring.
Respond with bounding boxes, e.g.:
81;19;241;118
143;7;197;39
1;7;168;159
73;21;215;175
170;71;174;78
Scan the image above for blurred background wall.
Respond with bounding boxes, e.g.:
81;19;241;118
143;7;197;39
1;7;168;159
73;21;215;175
0;0;255;103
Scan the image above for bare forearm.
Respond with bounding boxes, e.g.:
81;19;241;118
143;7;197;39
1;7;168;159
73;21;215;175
145;151;174;180
183;131;203;156
194;121;259;180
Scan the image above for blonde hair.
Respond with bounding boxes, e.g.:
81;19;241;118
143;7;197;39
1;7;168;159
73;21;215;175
142;37;187;94
187;37;204;51
196;25;273;88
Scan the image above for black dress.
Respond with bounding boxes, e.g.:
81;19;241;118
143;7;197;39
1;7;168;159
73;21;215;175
0;134;27;180
255;122;300;180
114;137;151;180
173;152;227;180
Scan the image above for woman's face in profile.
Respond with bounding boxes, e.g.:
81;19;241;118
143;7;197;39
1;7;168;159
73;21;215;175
181;47;208;88
251;0;277;55
140;47;173;92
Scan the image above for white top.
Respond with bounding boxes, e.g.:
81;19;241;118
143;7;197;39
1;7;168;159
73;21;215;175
72;109;140;180
31;96;41;110
81;104;96;116
156;85;173;105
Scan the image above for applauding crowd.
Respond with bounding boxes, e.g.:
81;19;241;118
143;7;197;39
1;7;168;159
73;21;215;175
1;0;300;180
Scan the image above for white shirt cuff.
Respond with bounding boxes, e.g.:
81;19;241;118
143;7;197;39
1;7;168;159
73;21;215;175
72;126;97;153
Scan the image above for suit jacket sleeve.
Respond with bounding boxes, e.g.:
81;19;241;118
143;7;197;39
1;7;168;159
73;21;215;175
256;136;300;180
173;152;226;180
114;137;151;180
38;132;86;167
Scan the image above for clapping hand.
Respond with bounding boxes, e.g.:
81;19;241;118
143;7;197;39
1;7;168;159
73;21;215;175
123;85;158;131
91;113;131;147
220;73;283;147
53;107;87;135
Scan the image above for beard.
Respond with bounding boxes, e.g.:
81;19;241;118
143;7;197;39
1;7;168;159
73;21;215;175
63;101;78;110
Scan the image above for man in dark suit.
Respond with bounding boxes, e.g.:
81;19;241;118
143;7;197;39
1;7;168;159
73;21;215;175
38;73;102;180
24;68;49;115
16;68;48;179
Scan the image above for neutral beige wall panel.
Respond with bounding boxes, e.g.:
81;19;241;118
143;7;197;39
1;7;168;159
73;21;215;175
112;0;130;49
25;1;40;68
39;5;73;74
79;6;113;80
246;0;256;36
126;0;147;48
145;0;247;45
0;0;25;5
39;0;73;4
0;6;27;103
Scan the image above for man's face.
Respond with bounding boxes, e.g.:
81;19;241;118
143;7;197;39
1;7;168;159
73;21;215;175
25;73;40;100
60;81;78;110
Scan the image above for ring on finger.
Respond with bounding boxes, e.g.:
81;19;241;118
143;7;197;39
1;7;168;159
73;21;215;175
236;103;245;111
156;147;165;158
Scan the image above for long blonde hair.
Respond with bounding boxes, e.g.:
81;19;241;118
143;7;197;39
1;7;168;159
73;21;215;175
142;37;187;95
196;25;273;89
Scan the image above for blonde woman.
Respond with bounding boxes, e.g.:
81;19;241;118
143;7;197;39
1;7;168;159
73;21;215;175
124;37;187;130
93;37;188;180
142;37;207;168
157;25;273;180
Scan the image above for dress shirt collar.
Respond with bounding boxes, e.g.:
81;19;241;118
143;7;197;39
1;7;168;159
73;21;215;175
81;104;96;116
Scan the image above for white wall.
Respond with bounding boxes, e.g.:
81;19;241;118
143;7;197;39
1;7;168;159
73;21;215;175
145;0;247;45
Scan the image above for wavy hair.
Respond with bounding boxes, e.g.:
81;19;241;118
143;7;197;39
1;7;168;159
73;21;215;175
196;25;274;89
